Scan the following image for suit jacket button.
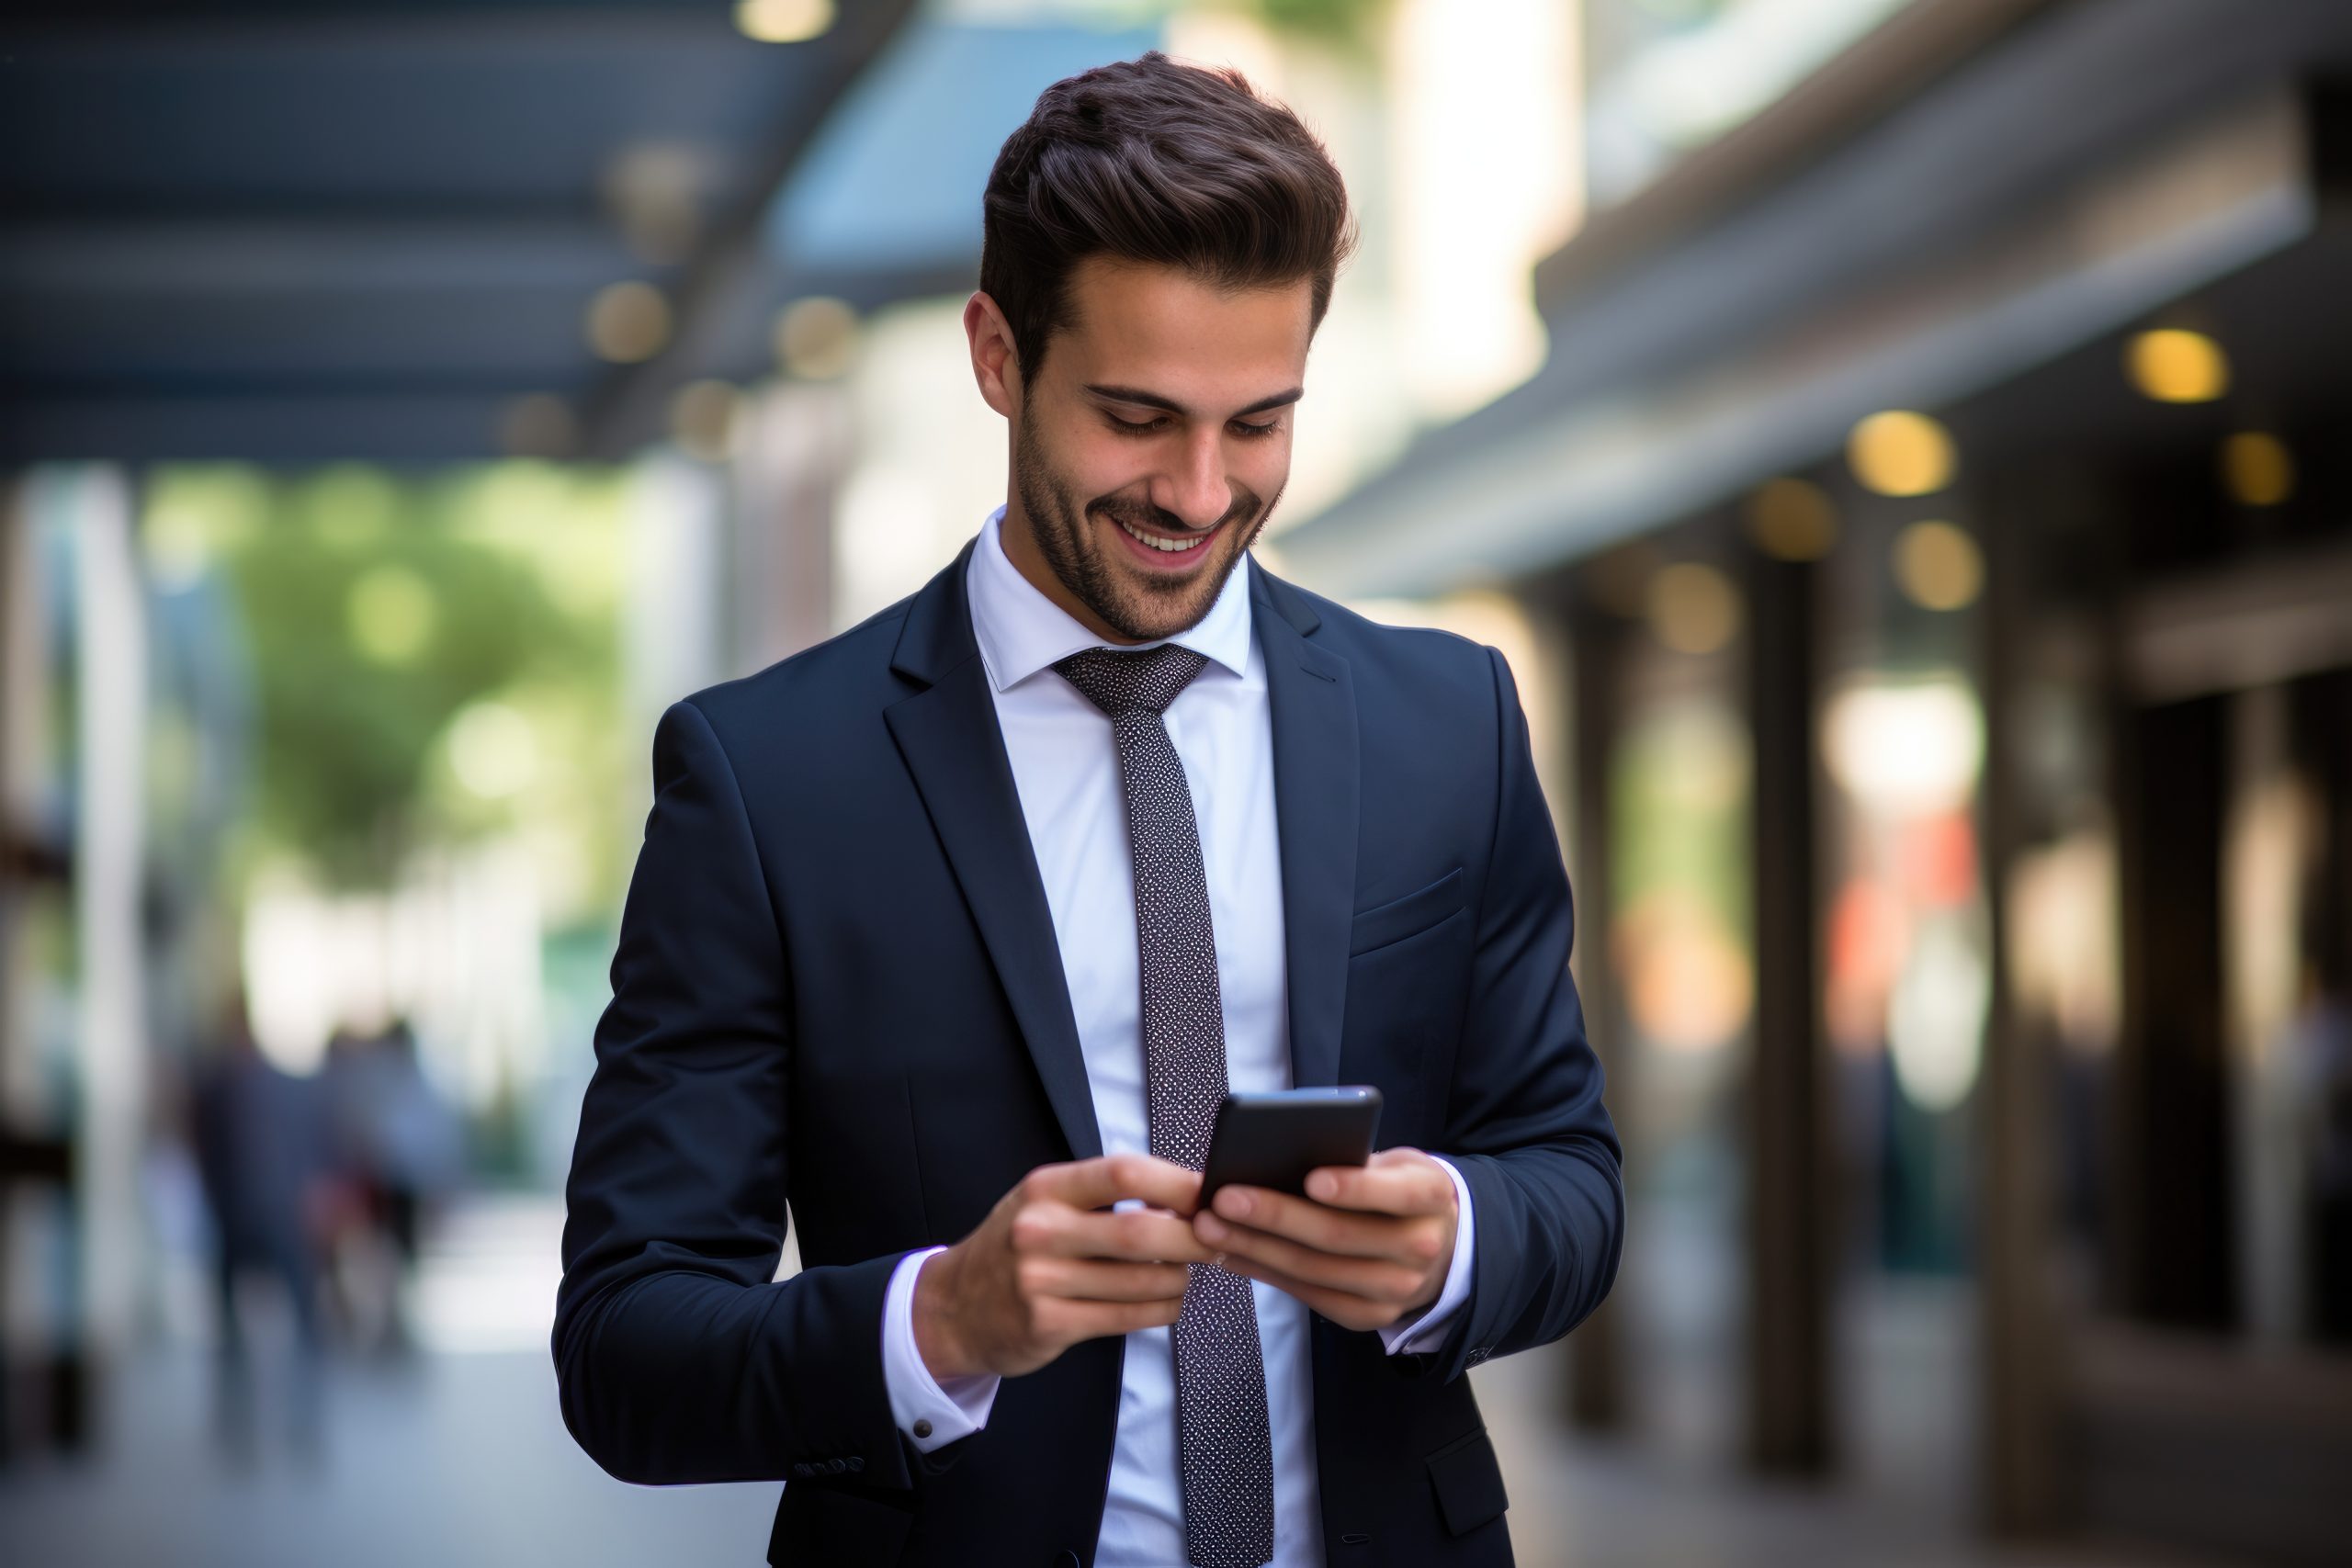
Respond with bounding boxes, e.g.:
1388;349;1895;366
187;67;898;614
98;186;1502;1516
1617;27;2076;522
846;1455;865;1472
912;1418;933;1439
827;1458;846;1473
791;1462;810;1477
1054;1552;1081;1568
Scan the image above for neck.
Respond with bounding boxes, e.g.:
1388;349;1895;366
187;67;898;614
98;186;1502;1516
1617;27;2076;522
998;493;1148;646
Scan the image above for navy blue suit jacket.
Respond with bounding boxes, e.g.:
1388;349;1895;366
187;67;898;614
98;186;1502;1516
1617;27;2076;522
555;540;1624;1566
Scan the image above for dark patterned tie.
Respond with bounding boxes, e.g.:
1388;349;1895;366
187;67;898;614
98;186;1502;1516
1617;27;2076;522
1054;643;1276;1568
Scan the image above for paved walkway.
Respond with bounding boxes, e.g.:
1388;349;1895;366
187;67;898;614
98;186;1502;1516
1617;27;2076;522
0;1194;2233;1567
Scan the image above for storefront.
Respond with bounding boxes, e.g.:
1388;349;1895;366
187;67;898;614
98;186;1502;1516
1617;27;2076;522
1283;1;2352;1558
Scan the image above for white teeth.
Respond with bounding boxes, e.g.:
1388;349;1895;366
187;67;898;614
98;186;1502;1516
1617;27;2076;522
1118;518;1205;553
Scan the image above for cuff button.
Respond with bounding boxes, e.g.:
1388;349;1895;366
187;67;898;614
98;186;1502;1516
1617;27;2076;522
912;1418;934;1439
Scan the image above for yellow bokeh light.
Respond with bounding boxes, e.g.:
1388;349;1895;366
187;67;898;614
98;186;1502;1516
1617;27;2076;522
1893;520;1982;612
585;281;671;364
735;0;833;44
1848;410;1956;497
2220;431;2293;506
2126;328;2229;403
347;565;436;666
1646;562;1741;654
774;296;861;380
1745;476;1838;560
447;702;539;800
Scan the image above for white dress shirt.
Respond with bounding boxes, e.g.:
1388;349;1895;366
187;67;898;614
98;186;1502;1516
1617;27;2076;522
876;507;1476;1566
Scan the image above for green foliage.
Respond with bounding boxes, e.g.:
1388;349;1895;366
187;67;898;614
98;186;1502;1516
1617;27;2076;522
149;463;629;894
1228;0;1389;52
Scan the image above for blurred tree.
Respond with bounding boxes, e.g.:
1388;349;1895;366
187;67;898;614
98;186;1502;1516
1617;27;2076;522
148;463;628;895
1227;0;1390;55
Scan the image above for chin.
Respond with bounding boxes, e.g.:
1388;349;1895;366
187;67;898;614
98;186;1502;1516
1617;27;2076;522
1106;547;1239;632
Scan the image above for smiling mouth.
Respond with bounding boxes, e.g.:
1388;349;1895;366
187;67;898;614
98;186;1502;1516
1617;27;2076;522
1107;513;1216;556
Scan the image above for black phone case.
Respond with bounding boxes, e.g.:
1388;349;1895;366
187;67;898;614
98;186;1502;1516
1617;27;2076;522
1197;1087;1384;1203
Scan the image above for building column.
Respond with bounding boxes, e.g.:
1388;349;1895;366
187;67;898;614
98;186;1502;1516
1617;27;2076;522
1565;598;1627;1431
1744;551;1831;1473
63;465;149;1450
1977;488;2066;1534
730;381;850;670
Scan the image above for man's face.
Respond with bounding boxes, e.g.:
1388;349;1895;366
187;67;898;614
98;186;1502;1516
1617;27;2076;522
989;257;1313;644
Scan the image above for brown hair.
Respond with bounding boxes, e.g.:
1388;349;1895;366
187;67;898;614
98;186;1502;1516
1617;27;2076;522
980;51;1357;383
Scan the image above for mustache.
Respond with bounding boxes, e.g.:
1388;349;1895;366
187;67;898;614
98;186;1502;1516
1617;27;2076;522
1088;491;1260;536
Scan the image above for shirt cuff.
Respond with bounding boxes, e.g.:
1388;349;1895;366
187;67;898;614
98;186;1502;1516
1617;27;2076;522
882;1246;1000;1451
1377;1156;1476;1356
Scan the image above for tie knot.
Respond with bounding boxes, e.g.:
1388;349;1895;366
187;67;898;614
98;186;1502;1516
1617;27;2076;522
1053;643;1209;718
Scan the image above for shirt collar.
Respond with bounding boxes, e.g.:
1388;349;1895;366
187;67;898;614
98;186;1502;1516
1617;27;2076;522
967;503;1254;694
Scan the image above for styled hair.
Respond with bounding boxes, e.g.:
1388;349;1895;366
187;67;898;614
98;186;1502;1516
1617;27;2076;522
979;51;1358;382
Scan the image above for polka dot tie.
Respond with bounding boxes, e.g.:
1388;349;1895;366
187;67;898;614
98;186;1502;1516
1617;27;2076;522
1054;643;1275;1568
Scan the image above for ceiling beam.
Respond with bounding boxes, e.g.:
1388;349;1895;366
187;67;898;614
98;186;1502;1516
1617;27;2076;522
573;0;926;459
0;217;637;294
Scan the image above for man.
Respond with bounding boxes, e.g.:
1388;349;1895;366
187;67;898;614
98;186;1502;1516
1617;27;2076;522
556;52;1623;1568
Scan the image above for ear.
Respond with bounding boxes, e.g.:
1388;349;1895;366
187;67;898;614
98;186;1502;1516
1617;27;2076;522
964;290;1023;419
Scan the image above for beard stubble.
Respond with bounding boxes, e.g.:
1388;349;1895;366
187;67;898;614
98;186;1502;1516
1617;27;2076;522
1011;412;1279;643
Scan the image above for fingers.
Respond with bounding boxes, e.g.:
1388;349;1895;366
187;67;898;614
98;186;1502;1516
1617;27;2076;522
1031;1294;1184;1340
1197;1210;1434;1300
1013;1201;1218;1266
1016;1256;1192;1304
1026;1153;1204;1216
1300;1147;1455;1217
1203;1184;1447;1266
1213;1256;1408;1335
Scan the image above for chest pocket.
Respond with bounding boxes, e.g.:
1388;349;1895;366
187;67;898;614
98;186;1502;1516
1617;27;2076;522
1344;866;1473;1146
1349;866;1465;957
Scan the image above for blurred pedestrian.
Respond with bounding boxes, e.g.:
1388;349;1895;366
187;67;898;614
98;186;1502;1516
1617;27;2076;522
316;1017;463;1357
188;987;329;1464
362;1018;466;1352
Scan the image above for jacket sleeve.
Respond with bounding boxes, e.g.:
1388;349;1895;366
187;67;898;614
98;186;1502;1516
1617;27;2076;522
553;698;915;1489
1430;645;1626;1382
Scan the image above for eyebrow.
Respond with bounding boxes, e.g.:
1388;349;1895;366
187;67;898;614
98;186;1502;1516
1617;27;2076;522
1083;383;1305;419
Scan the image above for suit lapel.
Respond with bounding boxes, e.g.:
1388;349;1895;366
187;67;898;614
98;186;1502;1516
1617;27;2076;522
1250;560;1359;1091
885;542;1103;1161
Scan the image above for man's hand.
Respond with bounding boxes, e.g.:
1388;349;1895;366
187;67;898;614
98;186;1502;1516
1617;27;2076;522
915;1153;1216;1382
1190;1146;1458;1333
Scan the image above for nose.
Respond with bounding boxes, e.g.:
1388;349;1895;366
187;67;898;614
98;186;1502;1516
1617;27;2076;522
1149;425;1231;532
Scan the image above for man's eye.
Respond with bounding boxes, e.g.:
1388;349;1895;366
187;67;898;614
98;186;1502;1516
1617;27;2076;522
1107;413;1168;434
1231;421;1281;440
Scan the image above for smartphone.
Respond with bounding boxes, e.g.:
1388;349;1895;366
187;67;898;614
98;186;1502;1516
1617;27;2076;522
1198;1086;1383;1207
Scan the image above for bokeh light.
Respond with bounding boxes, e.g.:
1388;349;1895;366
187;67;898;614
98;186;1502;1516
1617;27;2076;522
1646;561;1741;653
1847;409;1956;497
2126;327;2230;402
774;296;862;380
1822;675;1984;817
447;701;539;800
735;0;833;45
347;564;438;667
585;280;671;364
1745;476;1838;560
1893;520;1983;611
2221;431;2294;506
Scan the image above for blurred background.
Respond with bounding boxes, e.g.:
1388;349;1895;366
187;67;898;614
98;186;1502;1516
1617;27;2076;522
2;1;2349;1564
